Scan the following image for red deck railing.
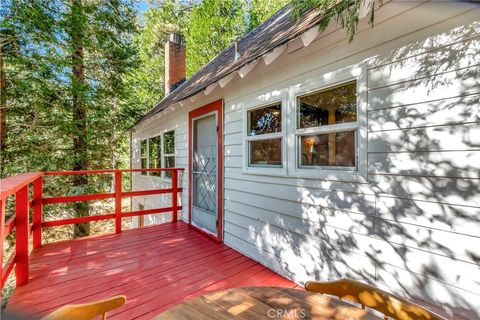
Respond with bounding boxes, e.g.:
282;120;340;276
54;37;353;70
0;168;184;300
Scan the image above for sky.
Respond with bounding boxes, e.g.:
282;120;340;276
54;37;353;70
136;1;150;14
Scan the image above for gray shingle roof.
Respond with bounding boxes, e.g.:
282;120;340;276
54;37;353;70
135;5;322;127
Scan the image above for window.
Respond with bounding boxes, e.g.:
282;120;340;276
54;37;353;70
139;130;175;178
299;131;355;167
140;140;148;175
149;136;161;176
163;130;175;178
296;81;357;169
246;103;282;167
241;66;365;180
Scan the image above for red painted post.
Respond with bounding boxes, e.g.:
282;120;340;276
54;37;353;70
15;185;29;286
115;171;122;233
33;177;43;248
0;198;5;300
171;169;178;223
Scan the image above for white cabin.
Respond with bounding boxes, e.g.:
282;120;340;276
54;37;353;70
131;2;480;319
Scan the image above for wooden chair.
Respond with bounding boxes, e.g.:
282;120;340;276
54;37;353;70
40;295;126;320
305;278;446;320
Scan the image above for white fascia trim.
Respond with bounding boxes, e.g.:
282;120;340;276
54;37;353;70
263;44;287;65
301;26;320;47
204;83;218;95
238;60;259;78
218;72;237;88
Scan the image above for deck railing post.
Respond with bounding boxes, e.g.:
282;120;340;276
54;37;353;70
115;171;122;233
33;176;43;248
0;198;5;300
171;169;178;223
15;185;29;286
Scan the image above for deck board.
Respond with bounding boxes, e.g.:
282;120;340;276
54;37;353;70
6;222;297;319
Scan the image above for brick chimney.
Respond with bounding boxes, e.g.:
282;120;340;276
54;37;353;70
164;33;186;95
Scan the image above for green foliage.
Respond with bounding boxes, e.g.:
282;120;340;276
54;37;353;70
1;0;140;175
1;0;288;178
0;0;286;170
0;0;140;235
186;0;246;77
246;0;290;32
127;0;192;111
0;0;289;236
133;0;287;97
0;0;384;176
291;0;382;41
182;0;288;77
1;0;67;174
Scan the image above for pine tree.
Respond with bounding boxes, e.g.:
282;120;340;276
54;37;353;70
291;0;382;41
126;0;192;112
1;0;138;237
246;0;290;32
186;0;246;77
69;0;89;236
0;41;6;158
0;0;293;239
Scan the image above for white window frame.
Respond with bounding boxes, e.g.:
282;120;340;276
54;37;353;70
287;65;367;181
162;130;176;180
140;139;148;175
147;135;162;177
138;130;176;181
242;91;287;176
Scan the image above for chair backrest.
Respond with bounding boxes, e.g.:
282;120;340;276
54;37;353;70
40;295;126;320
305;278;446;320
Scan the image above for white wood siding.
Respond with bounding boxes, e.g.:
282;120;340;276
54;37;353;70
132;2;480;319
131;89;224;226
221;3;480;320
131;110;189;224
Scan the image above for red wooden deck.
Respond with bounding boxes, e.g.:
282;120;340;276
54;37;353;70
6;222;299;319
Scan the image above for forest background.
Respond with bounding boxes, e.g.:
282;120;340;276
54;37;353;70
0;0;288;238
0;0;375;302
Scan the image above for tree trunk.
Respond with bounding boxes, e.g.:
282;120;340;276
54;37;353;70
0;45;7;177
110;99;118;193
70;0;89;237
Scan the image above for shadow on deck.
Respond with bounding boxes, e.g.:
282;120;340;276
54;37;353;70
6;222;298;319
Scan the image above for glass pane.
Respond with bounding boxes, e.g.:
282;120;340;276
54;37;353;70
141;158;147;175
149;136;161;176
164;131;175;154
300;131;355;167
249;139;282;167
141;140;148;175
298;81;357;129
141;140;147;157
248;103;281;136
164;156;175;178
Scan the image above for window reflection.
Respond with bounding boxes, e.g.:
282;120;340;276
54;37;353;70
300;131;355;167
141;140;148;175
249;139;281;166
248;103;281;136
163;131;175;178
298;81;357;129
149;136;161;176
164;131;175;154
